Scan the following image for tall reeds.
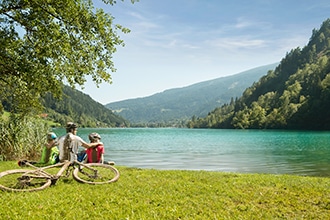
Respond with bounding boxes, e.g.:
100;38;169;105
0;114;50;161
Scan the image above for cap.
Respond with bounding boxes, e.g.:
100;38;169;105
47;132;57;140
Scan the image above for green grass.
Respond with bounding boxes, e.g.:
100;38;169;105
0;161;329;219
1;111;10;120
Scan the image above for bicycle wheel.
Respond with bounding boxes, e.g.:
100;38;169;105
0;169;52;192
73;163;120;184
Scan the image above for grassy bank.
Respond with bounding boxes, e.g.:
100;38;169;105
0;161;329;219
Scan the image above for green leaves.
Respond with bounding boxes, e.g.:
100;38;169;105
0;0;133;115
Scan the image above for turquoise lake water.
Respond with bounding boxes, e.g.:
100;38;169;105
54;128;330;176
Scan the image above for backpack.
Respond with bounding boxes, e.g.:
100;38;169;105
40;146;59;165
49;147;59;164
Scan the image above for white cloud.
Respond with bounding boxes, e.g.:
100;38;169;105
210;38;267;50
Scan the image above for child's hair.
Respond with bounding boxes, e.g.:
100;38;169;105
47;132;57;141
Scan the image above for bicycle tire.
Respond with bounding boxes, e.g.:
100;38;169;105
0;169;52;192
73;163;120;184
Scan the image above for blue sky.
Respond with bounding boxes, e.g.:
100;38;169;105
82;0;330;104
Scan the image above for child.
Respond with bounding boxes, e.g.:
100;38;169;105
39;132;59;164
86;132;105;163
18;132;59;167
85;133;115;165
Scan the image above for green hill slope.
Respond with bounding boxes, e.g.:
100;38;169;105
41;85;128;127
188;18;330;130
105;63;278;125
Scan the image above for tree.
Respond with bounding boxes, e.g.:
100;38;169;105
0;0;137;114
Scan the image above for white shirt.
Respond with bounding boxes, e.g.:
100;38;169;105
58;133;87;162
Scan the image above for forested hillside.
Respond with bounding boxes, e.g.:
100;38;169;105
188;19;330;130
41;85;128;127
106;63;278;125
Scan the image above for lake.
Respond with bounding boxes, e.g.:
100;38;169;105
55;128;330;177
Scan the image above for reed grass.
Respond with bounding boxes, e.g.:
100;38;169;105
0;115;50;161
0;161;329;219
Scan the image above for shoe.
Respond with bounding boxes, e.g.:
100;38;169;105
107;161;115;165
18;160;27;166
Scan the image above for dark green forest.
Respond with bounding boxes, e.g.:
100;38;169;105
2;85;128;128
41;85;129;127
188;19;330;130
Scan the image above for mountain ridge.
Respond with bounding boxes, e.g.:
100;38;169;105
106;63;279;124
187;18;330;130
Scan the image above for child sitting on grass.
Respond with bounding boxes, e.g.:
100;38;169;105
39;132;59;164
18;132;59;166
85;132;114;165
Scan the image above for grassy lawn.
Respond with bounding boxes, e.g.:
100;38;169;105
0;161;329;219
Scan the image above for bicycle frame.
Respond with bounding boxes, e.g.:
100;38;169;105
21;161;71;184
22;160;99;184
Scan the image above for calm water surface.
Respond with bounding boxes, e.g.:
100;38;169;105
56;128;330;176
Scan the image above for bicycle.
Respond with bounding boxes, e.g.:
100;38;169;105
0;160;120;192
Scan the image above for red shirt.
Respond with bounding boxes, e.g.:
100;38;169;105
86;144;104;163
